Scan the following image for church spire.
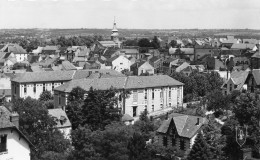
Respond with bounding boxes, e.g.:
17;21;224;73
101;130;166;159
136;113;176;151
111;17;119;41
112;16;118;32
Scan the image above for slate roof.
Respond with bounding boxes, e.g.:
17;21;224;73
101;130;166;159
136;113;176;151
48;108;71;128
221;39;239;44
243;39;259;44
119;49;139;54
55;75;183;92
149;56;161;64
157;113;207;138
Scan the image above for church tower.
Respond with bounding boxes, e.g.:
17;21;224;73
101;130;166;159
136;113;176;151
111;17;119;42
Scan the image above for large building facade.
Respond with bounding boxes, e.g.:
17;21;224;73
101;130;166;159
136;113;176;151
11;69;124;100
53;75;183;119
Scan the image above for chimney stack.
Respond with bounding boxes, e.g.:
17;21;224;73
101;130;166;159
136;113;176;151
165;112;169;120
196;117;200;125
10;112;19;128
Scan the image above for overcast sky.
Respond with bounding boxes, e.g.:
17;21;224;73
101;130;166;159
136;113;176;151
0;0;260;29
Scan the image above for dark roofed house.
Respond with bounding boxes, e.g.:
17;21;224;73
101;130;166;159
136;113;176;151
0;44;28;63
245;69;260;93
157;113;207;155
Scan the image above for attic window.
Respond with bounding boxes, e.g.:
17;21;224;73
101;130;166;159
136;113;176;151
60;116;67;125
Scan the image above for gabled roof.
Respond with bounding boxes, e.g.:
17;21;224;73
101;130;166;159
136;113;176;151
48;108;71;128
54;75;183;93
252;51;260;58
1;44;27;54
252;69;260;85
0;106;34;147
119;49;139;54
149;56;161;64
221;39;239;44
157;113;207;138
122;114;134;122
243;39;259;44
175;62;190;72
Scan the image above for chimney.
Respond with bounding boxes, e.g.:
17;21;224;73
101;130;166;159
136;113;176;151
195;117;200;125
10;112;19;128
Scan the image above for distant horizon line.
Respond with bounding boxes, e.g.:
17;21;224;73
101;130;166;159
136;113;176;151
0;27;259;31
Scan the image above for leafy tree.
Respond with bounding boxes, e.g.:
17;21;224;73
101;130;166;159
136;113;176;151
82;87;121;130
67;86;86;102
127;132;151;160
170;40;178;48
206;89;230;116
70;122;134;160
205;71;223;91
203;117;225;160
138;38;151;48
13;97;70;160
151;36;160;49
124;39;138;46
187;132;211;160
39;90;53;102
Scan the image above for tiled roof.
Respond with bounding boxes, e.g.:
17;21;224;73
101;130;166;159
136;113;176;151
48;108;71;128
252;69;260;85
222;71;249;90
122;114;134;122
55;75;183;92
55;77;127;92
119;49;139;54
1;44;27;54
252;52;260;58
231;43;256;50
175;62;190;72
0;89;11;96
169;48;194;55
107;55;119;62
157;113;207;138
243;39;259;44
149;56;161;64
12;70;75;83
125;75;183;89
0;106;34;147
221;39;238;44
61;61;77;70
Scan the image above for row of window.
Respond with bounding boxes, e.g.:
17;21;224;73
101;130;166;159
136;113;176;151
22;82;63;94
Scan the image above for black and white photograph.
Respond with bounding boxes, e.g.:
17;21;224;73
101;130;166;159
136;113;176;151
0;0;260;159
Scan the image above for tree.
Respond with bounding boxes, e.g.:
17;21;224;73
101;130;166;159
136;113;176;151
203;117;225;160
127;132;151;160
12;97;70;160
170;40;178;48
124;39;138;46
39;90;53;102
205;71;223;91
67;86;86;103
151;36;160;49
70;122;134;160
206;89;230;116
82;87;122;130
186;132;211;160
138;38;151;48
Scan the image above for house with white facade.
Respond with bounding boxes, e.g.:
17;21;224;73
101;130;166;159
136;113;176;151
11;69;124;101
0;44;28;62
0;106;33;160
130;61;154;76
157;113;207;154
48;108;71;139
53;75;184;119
106;55;131;72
